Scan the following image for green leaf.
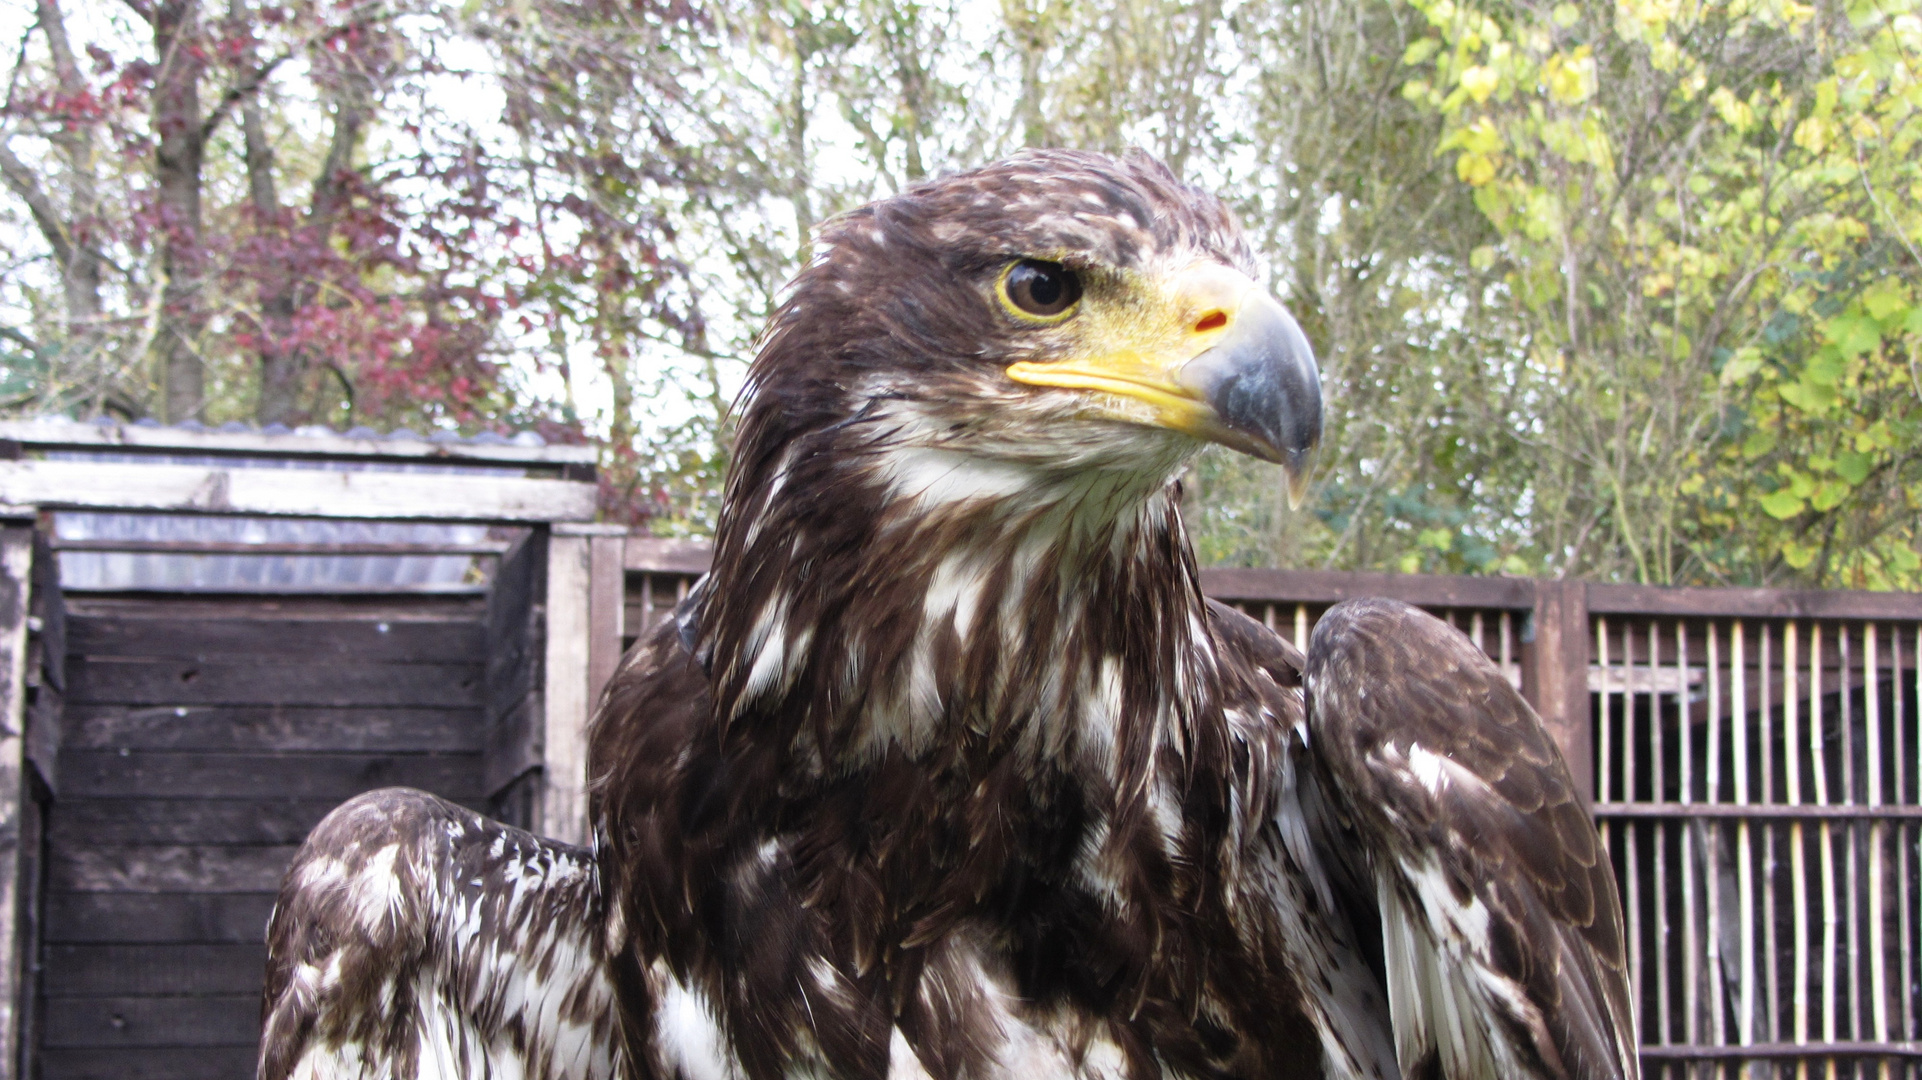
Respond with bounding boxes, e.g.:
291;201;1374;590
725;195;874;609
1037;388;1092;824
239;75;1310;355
1834;450;1871;485
1782;541;1818;569
1759;489;1805;519
1403;38;1441;66
1779;380;1836;412
1861;278;1908;320
1810;480;1848;512
1742;429;1777;459
1806;350;1847;386
1719;347;1763;385
1822;315;1882;358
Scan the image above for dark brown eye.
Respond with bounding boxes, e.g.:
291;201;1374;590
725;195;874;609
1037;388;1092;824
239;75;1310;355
1000;259;1083;320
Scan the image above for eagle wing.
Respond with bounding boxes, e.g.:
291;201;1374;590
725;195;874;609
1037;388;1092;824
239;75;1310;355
1204;601;1402;1080
258;788;625;1080
1301;598;1637;1080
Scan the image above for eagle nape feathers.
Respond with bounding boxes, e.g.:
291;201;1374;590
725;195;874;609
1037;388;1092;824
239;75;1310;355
260;149;1636;1080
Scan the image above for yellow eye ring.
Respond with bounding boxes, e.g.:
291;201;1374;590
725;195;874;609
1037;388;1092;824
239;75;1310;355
997;259;1083;323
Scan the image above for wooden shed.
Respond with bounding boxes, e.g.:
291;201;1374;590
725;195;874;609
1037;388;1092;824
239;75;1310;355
0;418;625;1080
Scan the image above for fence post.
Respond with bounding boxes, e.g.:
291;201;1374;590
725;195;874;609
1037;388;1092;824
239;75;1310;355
1524;579;1594;804
586;530;626;708
0;518;34;1080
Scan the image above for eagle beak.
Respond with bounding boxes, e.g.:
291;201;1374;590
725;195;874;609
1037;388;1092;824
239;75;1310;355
1005;263;1324;506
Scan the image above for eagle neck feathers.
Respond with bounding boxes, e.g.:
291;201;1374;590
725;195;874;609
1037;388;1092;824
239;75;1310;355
703;406;1225;802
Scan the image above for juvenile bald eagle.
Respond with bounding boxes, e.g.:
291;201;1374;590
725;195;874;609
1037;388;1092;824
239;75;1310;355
260;150;1635;1080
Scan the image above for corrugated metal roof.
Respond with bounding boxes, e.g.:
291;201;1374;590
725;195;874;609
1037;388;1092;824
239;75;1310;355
51;511;510;593
0;416;597;467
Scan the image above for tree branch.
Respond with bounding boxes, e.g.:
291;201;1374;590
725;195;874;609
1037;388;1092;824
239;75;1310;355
0;135;74;268
197;1;391;144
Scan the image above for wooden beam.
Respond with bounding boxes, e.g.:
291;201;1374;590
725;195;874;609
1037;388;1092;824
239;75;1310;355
541;531;592;845
0;418;596;467
0;524;34;1078
623;537;712;575
1587;581;1922;621
0;459;596;522
1200;566;1537;609
50;539;512;556
1521;580;1593;803
582;530;626;710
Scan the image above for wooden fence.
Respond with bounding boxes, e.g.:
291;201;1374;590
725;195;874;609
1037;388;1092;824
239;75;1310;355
620;540;1922;1077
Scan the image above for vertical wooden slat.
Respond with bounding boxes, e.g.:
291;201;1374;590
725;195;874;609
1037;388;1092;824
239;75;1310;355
1867;623;1890;1076
1841;627;1862;1061
1526;580;1593;803
587;532;625;709
541;530;593;845
1681;620;1701;1058
1625;618;1646;1025
1789;622;1812;1080
1706;621;1728;1053
1599;616;1614;859
640;571;656;635
1471;610;1485;654
1899;625;1914;1045
1294;603;1308;654
1763;622;1782;1046
1652;618;1673;1050
1812;622;1840;1080
1735;621;1757;1050
1500;610;1514;688
0;523;35;1079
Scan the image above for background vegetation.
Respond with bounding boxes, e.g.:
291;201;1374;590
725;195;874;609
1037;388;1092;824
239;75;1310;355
2;0;1917;587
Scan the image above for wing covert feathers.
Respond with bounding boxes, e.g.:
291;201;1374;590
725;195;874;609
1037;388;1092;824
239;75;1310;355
259;788;624;1080
1303;598;1637;1080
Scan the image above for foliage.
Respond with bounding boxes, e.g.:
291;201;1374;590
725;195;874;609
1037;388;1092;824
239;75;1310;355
1402;0;1921;586
3;0;1917;585
0;0;551;434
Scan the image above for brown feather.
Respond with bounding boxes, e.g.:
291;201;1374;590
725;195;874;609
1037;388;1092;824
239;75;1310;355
1304;598;1637;1080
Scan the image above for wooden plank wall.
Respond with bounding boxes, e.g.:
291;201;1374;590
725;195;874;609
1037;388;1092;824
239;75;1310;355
42;593;492;1080
483;530;545;830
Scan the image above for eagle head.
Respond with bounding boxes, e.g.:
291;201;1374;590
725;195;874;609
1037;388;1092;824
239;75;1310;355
726;149;1323;530
701;150;1323;740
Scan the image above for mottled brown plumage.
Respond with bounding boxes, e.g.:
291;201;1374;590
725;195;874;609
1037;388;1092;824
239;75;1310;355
1303;600;1636;1080
259;149;1633;1080
260;789;624;1080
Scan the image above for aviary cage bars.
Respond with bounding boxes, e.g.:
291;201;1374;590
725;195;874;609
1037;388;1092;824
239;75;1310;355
621;545;1922;1075
1592;612;1922;1078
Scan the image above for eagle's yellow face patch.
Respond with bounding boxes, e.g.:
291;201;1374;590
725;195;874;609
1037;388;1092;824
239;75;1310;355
1002;259;1321;501
1005;259;1250;424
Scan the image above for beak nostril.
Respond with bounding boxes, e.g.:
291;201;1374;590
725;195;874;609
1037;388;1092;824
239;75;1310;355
1194;311;1228;333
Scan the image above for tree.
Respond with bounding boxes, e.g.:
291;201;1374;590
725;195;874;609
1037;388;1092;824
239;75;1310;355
1404;0;1921;587
2;0;538;430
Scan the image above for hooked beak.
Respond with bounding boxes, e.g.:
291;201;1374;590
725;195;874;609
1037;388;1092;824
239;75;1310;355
1004;263;1323;507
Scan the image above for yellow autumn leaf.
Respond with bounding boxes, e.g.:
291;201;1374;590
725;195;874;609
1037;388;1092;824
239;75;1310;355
1457;152;1498;185
1543;47;1596;104
1794;116;1830;153
1461;65;1500;103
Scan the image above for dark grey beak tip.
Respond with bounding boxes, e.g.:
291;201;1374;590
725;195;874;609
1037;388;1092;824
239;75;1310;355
1178;294;1324;465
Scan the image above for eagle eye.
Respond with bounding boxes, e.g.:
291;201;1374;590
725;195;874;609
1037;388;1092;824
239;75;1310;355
999;260;1083;321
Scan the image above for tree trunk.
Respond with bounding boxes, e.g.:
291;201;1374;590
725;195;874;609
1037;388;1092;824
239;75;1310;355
251;49;369;426
151;0;209;422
